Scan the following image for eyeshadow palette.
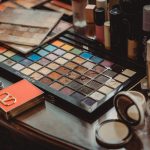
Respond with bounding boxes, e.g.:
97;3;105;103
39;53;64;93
0;33;144;115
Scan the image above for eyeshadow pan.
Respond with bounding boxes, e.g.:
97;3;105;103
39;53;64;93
68;81;82;90
3;59;15;66
71;48;82;55
12;63;24;71
53;49;66;56
64;61;78;69
101;60;114;68
80;52;93;59
83;61;95;69
114;74;129;82
11;54;25;62
29;63;42;71
50;82;63;91
105;79;121;88
90;92;105;101
40;77;53;85
48;72;62;80
61;44;73;51
27;54;41;62
38;58;50;66
78;86;93;95
63;53;75;60
96;75;110;84
87;80;102;90
47;62;59;70
56;66;70;75
37;49;49;57
46;53;58;61
30;72;43;80
85;70;98;78
72;57;86;64
122;69;136;77
55;58;68;65
0;55;7;62
38;67;52;75
103;69;117;78
98;86;113;94
111;64;124;73
58;77;72;85
76;76;90;84
3;50;16;57
44;45;56;52
52;40;64;47
60;87;74;95
20;59;33;66
93;65;106;73
75;66;88;74
0;47;7;53
71;92;85;101
82;98;97;106
90;56;103;63
68;71;80;79
21;68;34;75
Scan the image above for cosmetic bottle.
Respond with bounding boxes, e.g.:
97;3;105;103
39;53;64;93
85;4;96;39
72;0;88;31
94;8;105;44
104;21;111;50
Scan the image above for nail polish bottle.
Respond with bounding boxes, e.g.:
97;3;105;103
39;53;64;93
94;8;105;44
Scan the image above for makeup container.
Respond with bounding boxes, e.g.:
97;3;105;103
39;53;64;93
72;0;88;31
110;7;125;57
142;5;150;60
104;21;111;50
94;8;105;44
96;91;146;148
85;4;96;40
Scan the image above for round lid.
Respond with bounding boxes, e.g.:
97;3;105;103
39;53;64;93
114;91;145;127
96;119;133;148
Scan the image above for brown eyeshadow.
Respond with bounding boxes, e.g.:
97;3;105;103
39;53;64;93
50;82;63;90
40;77;53;85
60;87;74;95
64;61;78;69
78;86;94;95
85;70;98;78
93;65;106;73
67;71;80;79
48;72;62;80
87;80;102;90
75;66;88;74
56;66;70;75
76;76;90;84
58;77;72;85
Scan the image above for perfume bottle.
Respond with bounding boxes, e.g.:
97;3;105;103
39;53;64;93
72;0;87;30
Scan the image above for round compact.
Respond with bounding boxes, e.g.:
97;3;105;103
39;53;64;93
96;120;132;148
96;91;146;148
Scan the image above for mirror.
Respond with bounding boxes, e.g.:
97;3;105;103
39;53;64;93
115;94;141;126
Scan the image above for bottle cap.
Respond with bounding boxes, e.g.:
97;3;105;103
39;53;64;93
94;8;105;25
143;5;150;32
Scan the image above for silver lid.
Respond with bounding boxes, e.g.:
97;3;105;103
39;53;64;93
143;5;150;31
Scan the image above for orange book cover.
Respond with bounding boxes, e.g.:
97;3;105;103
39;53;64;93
0;79;44;119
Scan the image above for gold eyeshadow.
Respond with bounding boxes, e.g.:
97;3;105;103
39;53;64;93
0;38;141;114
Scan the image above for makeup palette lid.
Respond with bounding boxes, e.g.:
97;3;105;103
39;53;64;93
96;119;133;148
114;91;145;127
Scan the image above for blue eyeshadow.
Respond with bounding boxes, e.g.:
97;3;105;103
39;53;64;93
28;54;41;62
11;55;25;62
44;45;57;52
80;52;93;59
20;59;33;66
90;56;103;63
37;49;49;57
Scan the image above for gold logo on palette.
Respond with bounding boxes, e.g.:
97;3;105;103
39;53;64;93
0;93;16;106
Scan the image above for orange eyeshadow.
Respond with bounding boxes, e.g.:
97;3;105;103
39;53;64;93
72;57;86;64
61;44;73;51
50;82;63;90
48;72;62;80
0;47;7;53
52;40;64;47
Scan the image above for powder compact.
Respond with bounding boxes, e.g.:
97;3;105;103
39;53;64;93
96;91;146;148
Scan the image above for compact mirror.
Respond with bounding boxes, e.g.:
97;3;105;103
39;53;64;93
114;91;145;127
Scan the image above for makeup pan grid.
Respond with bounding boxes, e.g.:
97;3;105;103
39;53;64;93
0;39;139;113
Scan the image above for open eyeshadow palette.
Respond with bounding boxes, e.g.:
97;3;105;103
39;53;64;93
0;31;144;116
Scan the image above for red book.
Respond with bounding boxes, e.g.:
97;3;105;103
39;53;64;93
0;79;44;120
